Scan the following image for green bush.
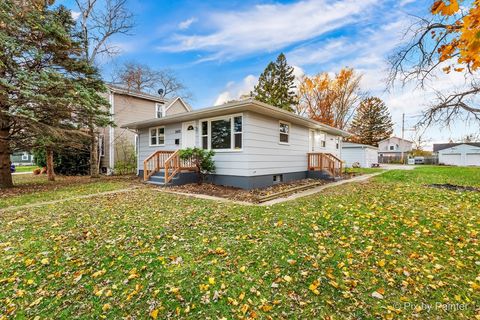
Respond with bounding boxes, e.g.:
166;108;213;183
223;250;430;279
179;147;215;184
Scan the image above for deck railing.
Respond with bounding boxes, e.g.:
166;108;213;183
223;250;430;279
143;150;196;182
307;152;343;177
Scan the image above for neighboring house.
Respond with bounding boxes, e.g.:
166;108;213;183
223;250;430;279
342;143;378;168
123;99;350;189
10;151;34;166
378;136;413;161
433;143;480;166
100;85;191;174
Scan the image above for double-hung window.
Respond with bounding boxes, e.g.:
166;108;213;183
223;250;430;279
155;103;165;118
279;121;290;144
319;133;326;148
150;126;165;146
200;114;242;151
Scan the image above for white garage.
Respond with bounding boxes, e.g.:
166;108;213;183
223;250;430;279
342;143;378;168
434;143;480;166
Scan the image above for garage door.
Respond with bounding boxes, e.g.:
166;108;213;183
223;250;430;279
466;153;480;166
441;153;462;165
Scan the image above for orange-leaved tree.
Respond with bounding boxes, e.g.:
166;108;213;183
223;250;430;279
389;0;480;124
296;67;363;129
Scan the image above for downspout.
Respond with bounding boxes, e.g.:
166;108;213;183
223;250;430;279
108;92;115;174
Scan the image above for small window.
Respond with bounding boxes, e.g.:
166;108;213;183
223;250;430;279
389;145;395;151
319;133;326;148
279;121;290;144
187;125;194;131
201;121;208;149
273;174;283;183
150;126;165;146
155;103;165;118
21;152;29;161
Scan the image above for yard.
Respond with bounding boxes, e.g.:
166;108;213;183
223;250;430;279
1;166;479;319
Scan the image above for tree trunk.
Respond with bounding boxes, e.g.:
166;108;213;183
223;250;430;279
46;147;55;181
90;128;100;178
0;127;13;189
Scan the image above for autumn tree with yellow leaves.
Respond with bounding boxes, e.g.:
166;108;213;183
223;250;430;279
389;0;480;125
296;68;363;130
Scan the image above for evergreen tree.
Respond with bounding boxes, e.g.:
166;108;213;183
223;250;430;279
349;97;393;146
252;53;297;111
0;1;111;188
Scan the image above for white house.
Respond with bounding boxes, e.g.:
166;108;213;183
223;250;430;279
123;99;350;189
434;143;480;166
342;143;378;168
378;136;413;162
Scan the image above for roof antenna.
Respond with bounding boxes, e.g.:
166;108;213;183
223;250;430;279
157;89;164;96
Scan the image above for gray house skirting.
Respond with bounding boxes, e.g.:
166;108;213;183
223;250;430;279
139;170;333;189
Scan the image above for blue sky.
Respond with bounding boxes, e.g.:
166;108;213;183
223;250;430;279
62;0;479;148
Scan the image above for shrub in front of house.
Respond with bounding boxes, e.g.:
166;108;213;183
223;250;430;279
179;147;215;184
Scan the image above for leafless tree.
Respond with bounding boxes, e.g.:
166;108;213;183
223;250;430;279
112;61;192;99
388;13;480;127
74;0;134;177
75;0;134;64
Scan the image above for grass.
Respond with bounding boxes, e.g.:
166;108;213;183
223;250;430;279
0;175;138;209
13;166;39;173
0;167;479;319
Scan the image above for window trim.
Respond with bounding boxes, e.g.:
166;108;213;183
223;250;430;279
155;103;165;119
199;113;243;152
279;120;290;145
21;152;29;161
149;126;166;147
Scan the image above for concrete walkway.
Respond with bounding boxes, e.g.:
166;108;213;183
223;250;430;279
259;172;384;206
159;172;385;207
0;187;140;213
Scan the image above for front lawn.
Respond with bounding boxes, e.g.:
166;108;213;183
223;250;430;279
13;166;39;173
0;167;479;319
0;175;140;209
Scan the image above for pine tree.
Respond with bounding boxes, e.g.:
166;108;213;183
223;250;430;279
0;1;111;188
349;97;393;146
252;53;297;111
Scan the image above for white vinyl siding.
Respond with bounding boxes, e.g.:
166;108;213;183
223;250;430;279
137;111;344;176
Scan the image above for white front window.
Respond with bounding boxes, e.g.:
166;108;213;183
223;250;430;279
279;121;290;144
200;114;243;151
319;133;326;148
149;126;165;146
155;103;165;118
21;152;29;161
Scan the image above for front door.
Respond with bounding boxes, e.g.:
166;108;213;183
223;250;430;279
309;130;315;152
182;121;196;148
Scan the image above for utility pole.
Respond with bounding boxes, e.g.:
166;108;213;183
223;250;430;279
401;113;405;164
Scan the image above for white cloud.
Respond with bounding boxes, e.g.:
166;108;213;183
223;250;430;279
159;0;377;60
178;18;197;30
214;75;257;105
214;65;305;106
71;11;81;20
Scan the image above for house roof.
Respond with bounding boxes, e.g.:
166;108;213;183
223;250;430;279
342;142;378;150
107;84;168;104
121;99;351;137
378;136;413;144
433;142;480;152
